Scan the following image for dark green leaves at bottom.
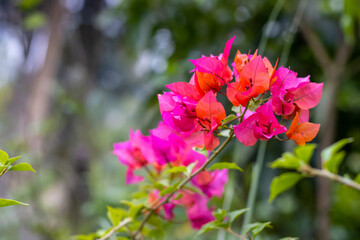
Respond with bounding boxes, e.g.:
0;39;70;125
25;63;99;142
269;173;303;202
0;198;28;207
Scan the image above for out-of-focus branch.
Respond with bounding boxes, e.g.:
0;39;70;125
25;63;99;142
301;165;360;191
300;18;354;240
98;218;132;240
300;22;331;73
26;0;67;155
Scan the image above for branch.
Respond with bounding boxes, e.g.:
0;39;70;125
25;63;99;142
226;227;248;240
98;218;132;240
0;164;11;177
300;22;331;72
132;131;235;239
300;165;360;191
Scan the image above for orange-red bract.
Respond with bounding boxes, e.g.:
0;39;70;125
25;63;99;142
196;91;226;128
227;55;272;107
195;91;226;150
286;112;320;146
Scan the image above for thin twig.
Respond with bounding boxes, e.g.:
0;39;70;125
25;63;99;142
300;22;331;72
226;227;248;240
243;0;308;231
300;165;360;191
222;116;241;126
133;131;235;239
98;217;132;240
0;164;10;177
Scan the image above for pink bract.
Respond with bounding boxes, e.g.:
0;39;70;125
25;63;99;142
234;101;287;146
112;130;156;184
270;66;323;116
191;169;228;198
181;191;215;229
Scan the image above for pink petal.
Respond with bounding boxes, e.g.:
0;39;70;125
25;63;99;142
126;168;144;185
233;116;258;146
182;192;215;229
271;95;296;116
298;109;309;123
204;132;220;150
166;82;202;101
292;82;323;109
270;67;298;94
221;36;235;65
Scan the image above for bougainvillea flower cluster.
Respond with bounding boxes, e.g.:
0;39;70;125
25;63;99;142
113;36;323;229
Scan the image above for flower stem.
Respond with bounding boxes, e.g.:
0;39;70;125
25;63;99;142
242;141;267;230
226;227;248;240
98;218;132;240
133;131;235;239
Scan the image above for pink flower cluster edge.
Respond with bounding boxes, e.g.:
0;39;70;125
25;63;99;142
112;36;323;229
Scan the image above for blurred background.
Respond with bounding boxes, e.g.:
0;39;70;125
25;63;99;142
0;0;360;239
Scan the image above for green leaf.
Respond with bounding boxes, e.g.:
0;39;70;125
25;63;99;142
354;173;360;184
131;191;148;199
174;193;183;200
270;153;301;170
0;198;28;207
6;156;21;165
9;163;36;172
18;0;43;10
75;233;100;240
147;214;162;228
209;162;243;172
153;182;166;191
213;209;227;222
218;129;231;137
243;221;272;238
294;144;317;164
0;166;7;173
129;204;144;219
159;182;179;196
147;227;165;239
120;201;144;219
24;12;47;30
0;150;9;165
325;151;346;174
164;166;186;174
221;114;237;124
186;162;197;176
269;173;303;202
196;221;220;236
227;208;249;224
279;237;299;240
322;138;353;173
248;98;261;112
107;206;127;226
